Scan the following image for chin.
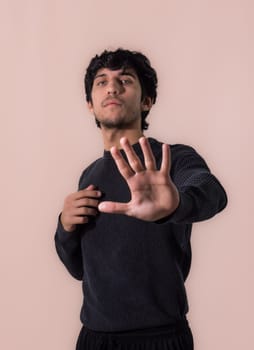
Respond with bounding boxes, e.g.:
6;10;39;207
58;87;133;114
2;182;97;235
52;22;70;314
96;112;140;130
98;115;127;129
101;121;127;129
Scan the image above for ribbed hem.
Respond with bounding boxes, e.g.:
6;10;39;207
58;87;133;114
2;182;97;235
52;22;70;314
76;318;193;349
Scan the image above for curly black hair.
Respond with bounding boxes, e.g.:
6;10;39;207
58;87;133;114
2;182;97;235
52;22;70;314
84;48;158;130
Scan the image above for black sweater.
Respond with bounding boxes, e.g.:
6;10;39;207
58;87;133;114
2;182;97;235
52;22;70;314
54;138;227;332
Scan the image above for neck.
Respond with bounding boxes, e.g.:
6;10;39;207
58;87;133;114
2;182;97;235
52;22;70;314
101;127;144;150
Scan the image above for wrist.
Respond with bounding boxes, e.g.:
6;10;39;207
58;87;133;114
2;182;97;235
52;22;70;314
154;188;180;223
60;213;77;232
63;224;77;232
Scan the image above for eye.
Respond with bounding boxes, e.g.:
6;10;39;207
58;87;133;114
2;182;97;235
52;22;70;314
120;79;132;85
96;80;107;86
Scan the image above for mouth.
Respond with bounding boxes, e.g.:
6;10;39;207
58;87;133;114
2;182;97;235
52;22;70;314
103;99;122;107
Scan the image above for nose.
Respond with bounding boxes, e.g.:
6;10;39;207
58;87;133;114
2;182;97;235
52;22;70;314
107;80;122;96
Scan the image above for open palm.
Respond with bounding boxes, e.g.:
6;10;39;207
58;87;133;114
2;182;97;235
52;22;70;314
98;137;180;221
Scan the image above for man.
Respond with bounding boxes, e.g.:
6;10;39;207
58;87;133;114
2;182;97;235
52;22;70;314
54;49;227;349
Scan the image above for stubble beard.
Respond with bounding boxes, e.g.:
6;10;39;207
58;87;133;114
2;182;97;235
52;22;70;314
94;111;141;130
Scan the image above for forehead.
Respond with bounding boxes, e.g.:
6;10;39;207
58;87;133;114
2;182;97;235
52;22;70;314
94;67;138;79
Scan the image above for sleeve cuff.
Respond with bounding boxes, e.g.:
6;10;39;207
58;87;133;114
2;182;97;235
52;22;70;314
154;192;193;224
55;213;81;244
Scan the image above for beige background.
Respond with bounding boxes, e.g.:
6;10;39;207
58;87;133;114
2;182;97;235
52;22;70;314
1;0;253;349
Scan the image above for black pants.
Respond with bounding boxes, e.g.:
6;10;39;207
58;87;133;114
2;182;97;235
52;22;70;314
76;319;194;350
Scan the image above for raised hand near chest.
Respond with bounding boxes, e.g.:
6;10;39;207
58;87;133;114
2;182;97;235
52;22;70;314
60;185;101;232
98;137;180;222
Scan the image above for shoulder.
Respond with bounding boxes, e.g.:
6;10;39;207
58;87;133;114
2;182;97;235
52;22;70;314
170;143;201;161
170;143;197;155
149;137;210;172
170;144;211;177
149;137;196;153
150;137;201;160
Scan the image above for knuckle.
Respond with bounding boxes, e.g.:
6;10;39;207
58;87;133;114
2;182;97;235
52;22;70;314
92;202;97;208
82;198;88;206
130;158;139;166
81;216;88;223
81;207;88;215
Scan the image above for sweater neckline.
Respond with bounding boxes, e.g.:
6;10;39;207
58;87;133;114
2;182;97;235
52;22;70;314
103;137;157;159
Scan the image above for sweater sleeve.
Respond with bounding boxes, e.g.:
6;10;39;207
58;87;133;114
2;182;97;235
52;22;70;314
54;169;89;280
158;144;228;224
54;215;83;280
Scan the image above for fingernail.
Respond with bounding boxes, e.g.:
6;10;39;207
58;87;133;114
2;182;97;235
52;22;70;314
98;203;105;210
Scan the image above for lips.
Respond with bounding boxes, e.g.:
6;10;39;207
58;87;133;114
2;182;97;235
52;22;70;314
103;99;122;107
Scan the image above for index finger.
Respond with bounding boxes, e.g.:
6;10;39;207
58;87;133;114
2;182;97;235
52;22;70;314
111;146;134;179
75;186;101;200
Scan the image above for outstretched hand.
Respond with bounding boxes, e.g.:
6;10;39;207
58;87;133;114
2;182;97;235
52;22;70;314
98;137;180;221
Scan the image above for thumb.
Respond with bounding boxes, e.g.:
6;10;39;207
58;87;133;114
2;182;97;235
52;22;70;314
98;201;129;215
86;184;96;190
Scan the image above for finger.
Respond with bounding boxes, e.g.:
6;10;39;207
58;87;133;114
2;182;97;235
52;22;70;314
139;137;156;170
73;216;89;225
98;201;129;215
75;188;101;200
75;198;99;208
86;184;95;190
120;137;144;173
75;207;98;216
111;146;134;179
160;143;171;175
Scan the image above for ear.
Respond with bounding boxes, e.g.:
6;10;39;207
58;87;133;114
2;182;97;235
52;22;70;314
87;101;94;114
141;96;153;112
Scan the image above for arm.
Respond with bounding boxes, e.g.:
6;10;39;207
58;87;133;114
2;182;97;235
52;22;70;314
54;216;83;280
165;144;227;223
54;184;101;280
98;137;227;223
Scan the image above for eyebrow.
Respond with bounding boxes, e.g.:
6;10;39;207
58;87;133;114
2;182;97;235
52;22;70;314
94;70;137;80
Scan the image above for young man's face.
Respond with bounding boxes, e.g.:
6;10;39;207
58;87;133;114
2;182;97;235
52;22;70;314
87;67;152;130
